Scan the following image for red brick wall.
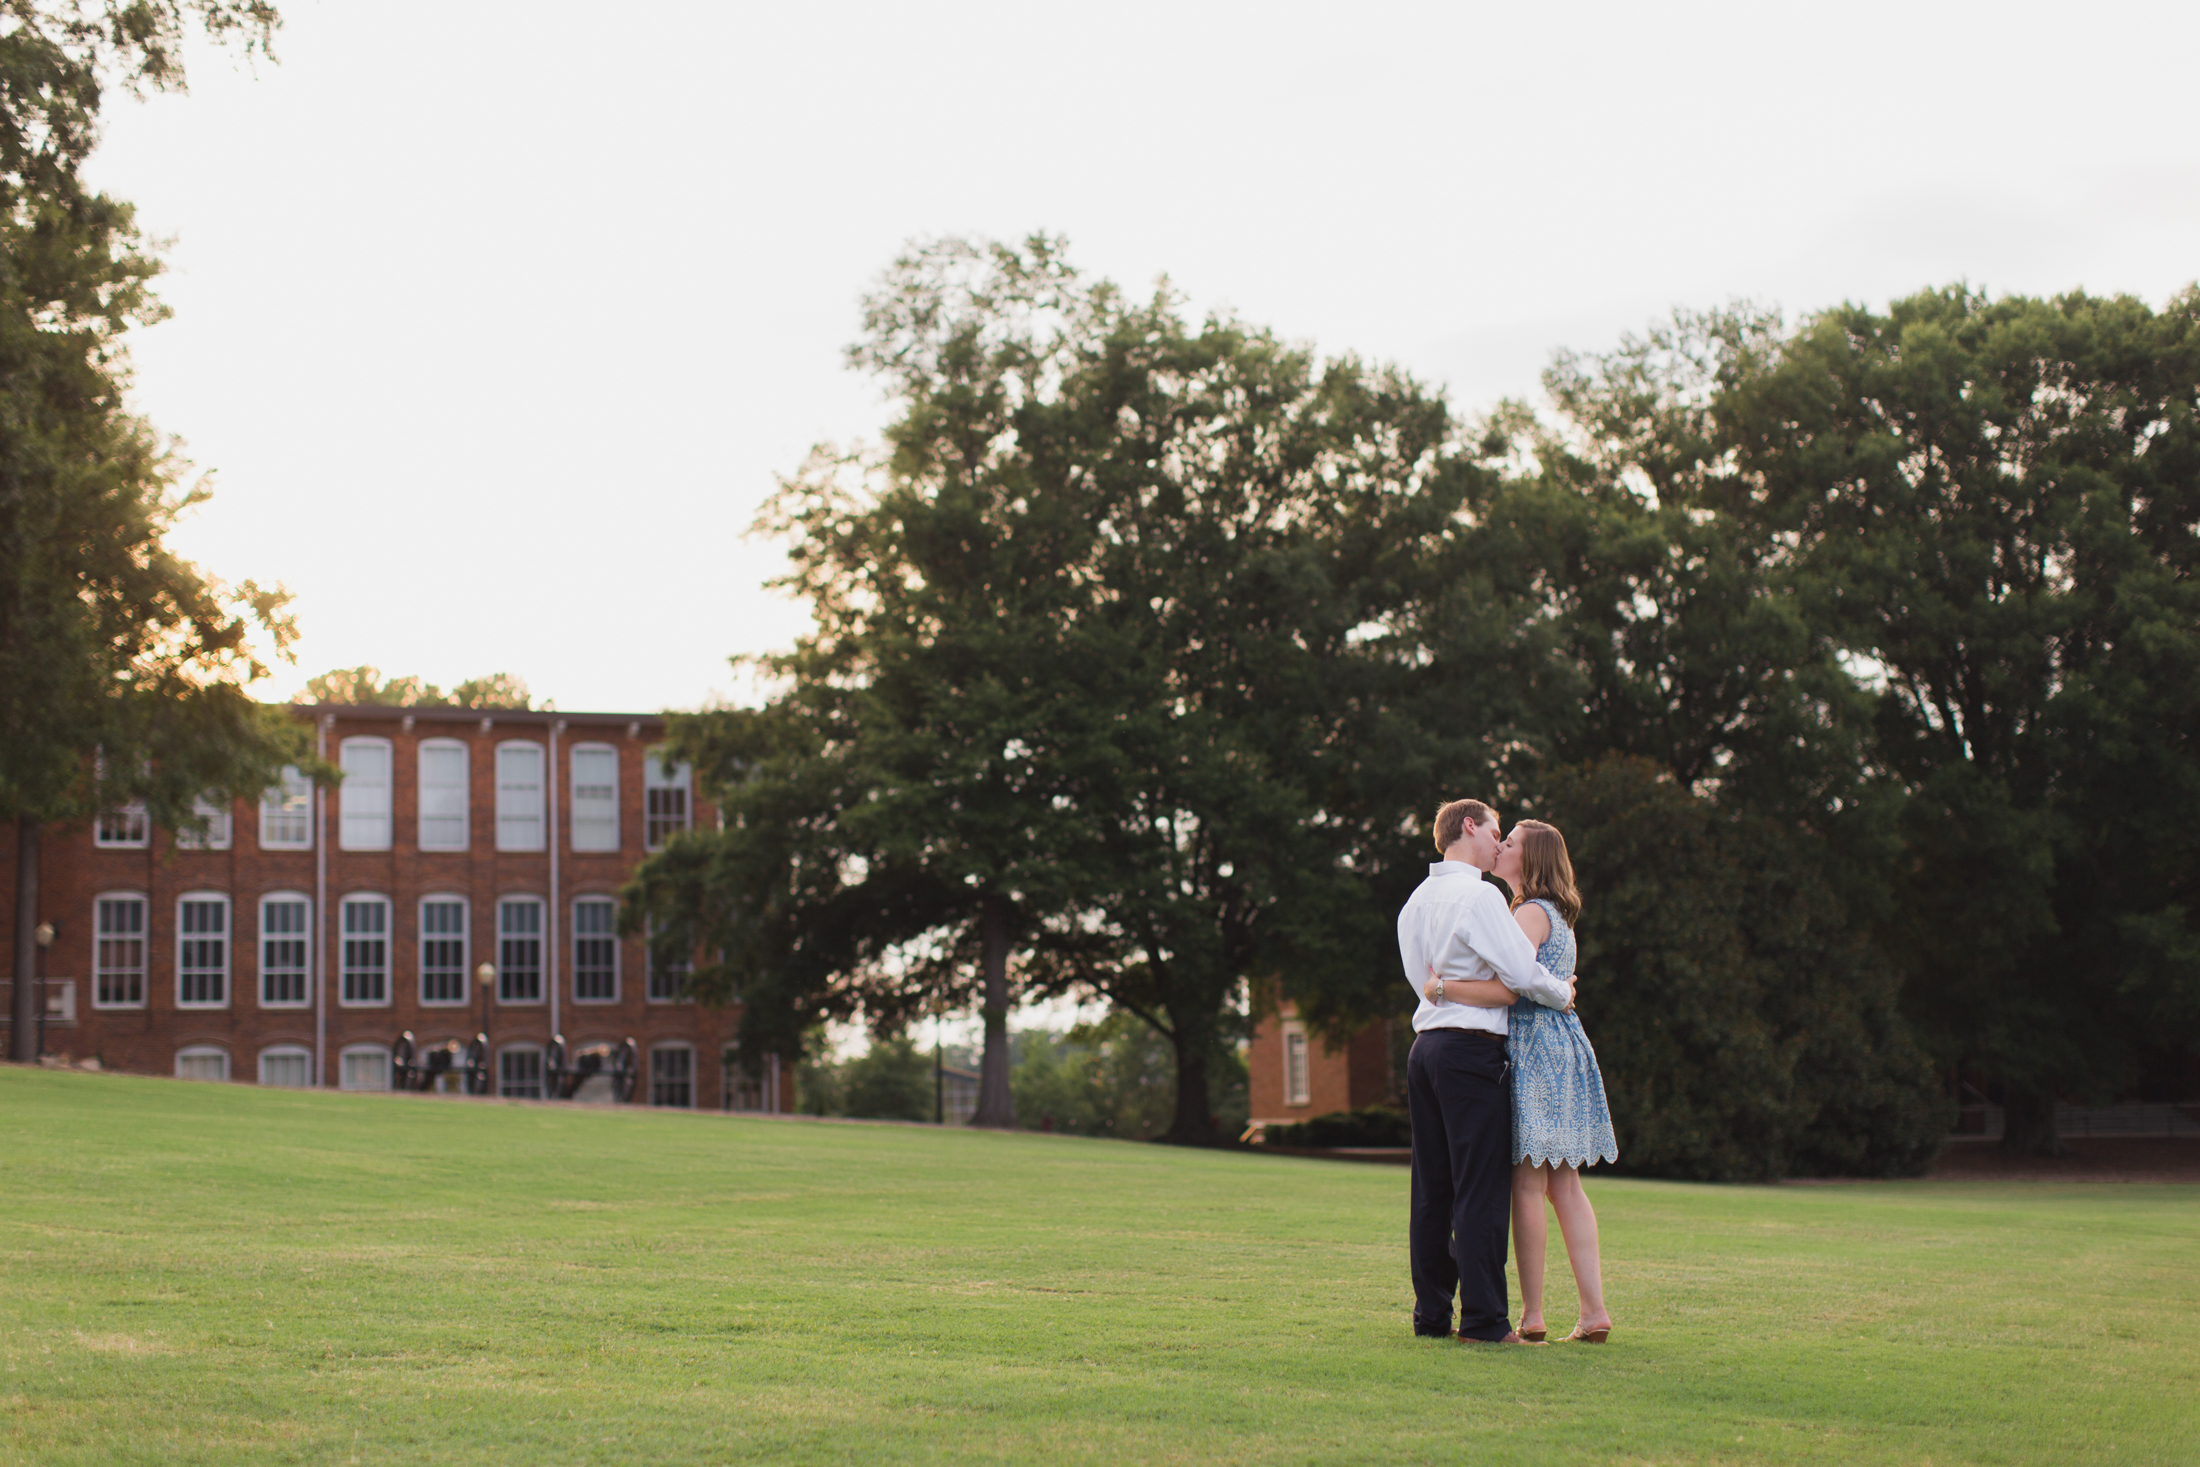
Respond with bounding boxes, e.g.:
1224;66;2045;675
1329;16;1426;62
1246;1005;1392;1129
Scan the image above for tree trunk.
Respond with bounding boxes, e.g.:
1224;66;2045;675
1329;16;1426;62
2000;1081;2061;1157
970;893;1016;1128
11;820;39;1063
1160;1014;1219;1146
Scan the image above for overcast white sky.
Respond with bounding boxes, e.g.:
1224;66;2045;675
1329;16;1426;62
90;0;2200;714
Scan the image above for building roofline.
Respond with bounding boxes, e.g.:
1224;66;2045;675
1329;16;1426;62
287;703;671;727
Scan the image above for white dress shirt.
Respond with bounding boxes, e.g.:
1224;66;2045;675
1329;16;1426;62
1399;860;1574;1035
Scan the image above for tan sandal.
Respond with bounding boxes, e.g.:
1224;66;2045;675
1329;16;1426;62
1518;1327;1547;1342
1563;1324;1611;1344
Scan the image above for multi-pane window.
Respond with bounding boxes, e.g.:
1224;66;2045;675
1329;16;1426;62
177;894;229;1007
418;740;470;851
572;897;618;1002
420;897;467;1004
260;765;313;849
175;795;234;850
570;744;619;851
1284;1029;1310;1107
94;895;148;1007
259;1047;312;1087
496;742;546;851
260;895;311;1007
340;738;393;850
175;1046;230;1082
644;751;690;849
96;803;149;848
339;1046;390;1091
499;1047;545;1100
650;1046;694;1108
498;898;543;1002
341;895;390;1005
646;922;689;1002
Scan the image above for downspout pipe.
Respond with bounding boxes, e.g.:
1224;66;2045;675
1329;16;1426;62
315;714;329;1086
548;721;561;1046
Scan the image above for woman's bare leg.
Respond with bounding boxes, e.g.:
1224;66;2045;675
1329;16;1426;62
1546;1165;1611;1330
1512;1162;1552;1332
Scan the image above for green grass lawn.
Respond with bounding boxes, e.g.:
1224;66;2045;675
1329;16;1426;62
1;1067;2193;1465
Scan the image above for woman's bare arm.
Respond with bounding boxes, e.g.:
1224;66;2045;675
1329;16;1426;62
1514;901;1551;949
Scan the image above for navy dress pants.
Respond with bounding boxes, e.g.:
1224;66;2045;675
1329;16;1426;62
1406;1027;1514;1340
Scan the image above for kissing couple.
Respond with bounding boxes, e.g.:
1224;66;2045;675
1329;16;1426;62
1401;798;1619;1345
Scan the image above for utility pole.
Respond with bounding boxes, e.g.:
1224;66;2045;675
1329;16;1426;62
934;1014;944;1125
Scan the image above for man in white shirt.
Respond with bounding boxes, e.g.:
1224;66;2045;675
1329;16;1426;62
1401;798;1576;1343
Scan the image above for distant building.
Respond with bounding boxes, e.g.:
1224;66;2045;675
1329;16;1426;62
1;704;792;1113
1244;1004;1394;1136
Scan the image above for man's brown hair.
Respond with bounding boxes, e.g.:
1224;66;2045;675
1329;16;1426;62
1433;799;1496;853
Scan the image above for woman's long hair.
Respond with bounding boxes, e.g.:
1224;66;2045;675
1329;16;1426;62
1510;819;1582;927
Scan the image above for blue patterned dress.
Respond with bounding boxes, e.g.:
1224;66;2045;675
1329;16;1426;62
1509;898;1618;1169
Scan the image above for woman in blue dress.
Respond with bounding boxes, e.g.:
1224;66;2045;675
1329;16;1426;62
1423;819;1616;1343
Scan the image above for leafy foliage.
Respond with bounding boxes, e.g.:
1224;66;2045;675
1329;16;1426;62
1261;1106;1411;1148
302;666;534;710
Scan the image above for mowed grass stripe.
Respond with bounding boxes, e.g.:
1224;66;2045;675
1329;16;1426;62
1;1067;2192;1465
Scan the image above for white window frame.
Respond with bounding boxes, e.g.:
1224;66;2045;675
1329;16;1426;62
339;737;394;851
175;1045;230;1082
339;893;392;1007
1284;1026;1311;1107
569;742;620;852
495;741;547;852
417;738;471;852
92;891;148;1009
339;1043;392;1092
498;1044;546;1100
258;892;312;1008
644;748;691;850
259;765;314;850
95;801;150;848
571;895;619;1004
174;795;234;851
497;895;545;1004
649;1043;695;1109
258;1045;313;1088
418;894;469;1006
176;891;230;1009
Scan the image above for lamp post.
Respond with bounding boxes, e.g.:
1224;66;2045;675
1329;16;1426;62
33;921;54;1060
475;960;496;1088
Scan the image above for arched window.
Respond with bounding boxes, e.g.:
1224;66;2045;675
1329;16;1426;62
259;892;311;1007
496;741;546;851
419;894;468;1004
175;1045;230;1082
339;894;391;1006
176;892;230;1008
570;743;619;851
258;1045;312;1088
259;765;313;849
572;896;618;1002
339;1043;391;1091
650;1044;694;1108
418;739;470;851
92;892;148;1009
339;738;393;850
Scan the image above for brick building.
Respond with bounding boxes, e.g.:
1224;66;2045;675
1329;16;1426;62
1;704;791;1112
1244;1006;1395;1135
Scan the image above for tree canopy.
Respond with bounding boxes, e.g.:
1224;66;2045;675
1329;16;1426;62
301;666;535;710
1;0;291;1060
635;233;2197;1170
